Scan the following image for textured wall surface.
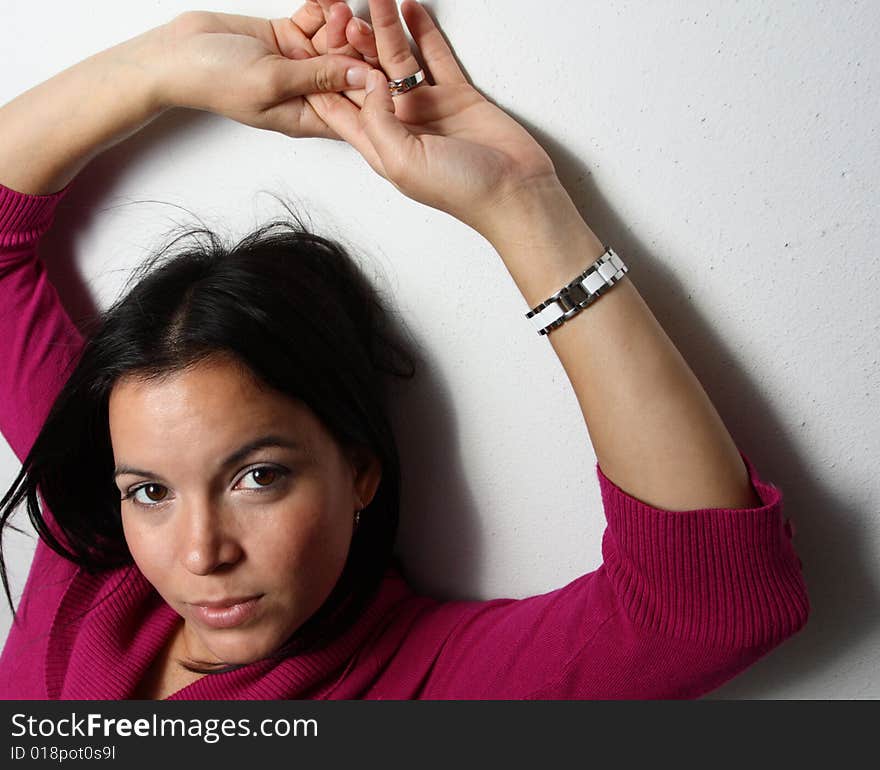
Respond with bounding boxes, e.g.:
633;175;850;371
1;0;877;698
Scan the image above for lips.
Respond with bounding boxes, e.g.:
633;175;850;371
190;595;263;629
193;596;260;609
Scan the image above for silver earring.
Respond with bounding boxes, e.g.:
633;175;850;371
354;508;362;529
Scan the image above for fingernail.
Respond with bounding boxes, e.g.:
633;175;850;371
346;67;369;88
354;18;373;35
365;70;382;94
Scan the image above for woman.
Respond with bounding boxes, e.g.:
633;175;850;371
0;0;809;700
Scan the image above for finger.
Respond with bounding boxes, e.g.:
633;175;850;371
269;54;374;99
313;0;343;27
286;1;335;57
346;16;380;67
321;5;371;105
262;97;343;140
360;70;421;176
306;92;386;174
368;0;423;81
325;2;355;54
272;17;319;59
290;0;326;37
400;0;466;85
311;25;328;55
314;0;340;15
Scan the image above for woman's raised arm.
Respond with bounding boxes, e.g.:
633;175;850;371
0;7;376;196
311;0;763;512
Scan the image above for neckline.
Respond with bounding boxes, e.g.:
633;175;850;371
46;562;415;700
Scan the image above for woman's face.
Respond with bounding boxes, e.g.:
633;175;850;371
109;354;381;667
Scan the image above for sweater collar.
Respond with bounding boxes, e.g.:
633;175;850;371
45;562;414;700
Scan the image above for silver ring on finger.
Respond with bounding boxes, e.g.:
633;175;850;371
387;69;426;96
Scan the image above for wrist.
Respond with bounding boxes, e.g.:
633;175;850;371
110;25;174;113
477;176;586;249
475;177;608;307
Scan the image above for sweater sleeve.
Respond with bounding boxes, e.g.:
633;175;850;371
0;180;83;466
0;181;87;695
379;449;809;699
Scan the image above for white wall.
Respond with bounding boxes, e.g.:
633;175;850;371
1;0;877;698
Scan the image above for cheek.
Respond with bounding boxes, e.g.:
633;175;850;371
120;514;173;580
256;508;330;564
255;501;351;578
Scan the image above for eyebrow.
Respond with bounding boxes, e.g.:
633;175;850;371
113;434;305;482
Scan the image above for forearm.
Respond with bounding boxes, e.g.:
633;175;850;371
480;179;762;511
0;27;169;196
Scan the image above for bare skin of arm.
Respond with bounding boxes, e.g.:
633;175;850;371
1;0;762;512
0;8;375;195
0;28;168;195
327;0;764;512
479;179;763;512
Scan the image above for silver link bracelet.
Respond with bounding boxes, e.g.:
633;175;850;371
525;246;629;335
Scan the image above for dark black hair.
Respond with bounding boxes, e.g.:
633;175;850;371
0;198;417;674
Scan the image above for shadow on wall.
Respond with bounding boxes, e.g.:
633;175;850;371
515;110;879;698
39;106;485;604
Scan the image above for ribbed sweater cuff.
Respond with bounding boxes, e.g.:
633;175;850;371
0;179;75;248
598;449;809;649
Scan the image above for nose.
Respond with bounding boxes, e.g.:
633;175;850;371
179;500;244;575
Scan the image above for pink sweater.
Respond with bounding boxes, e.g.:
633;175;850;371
0;179;810;699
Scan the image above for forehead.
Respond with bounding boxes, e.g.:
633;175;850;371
108;356;316;450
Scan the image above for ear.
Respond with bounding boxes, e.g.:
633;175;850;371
346;444;383;510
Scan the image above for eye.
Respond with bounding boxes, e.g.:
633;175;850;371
121;465;289;509
235;465;289;491
124;483;170;508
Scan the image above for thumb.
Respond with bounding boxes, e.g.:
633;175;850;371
360;69;418;176
273;54;373;99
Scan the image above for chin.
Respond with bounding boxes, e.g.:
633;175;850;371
189;627;282;667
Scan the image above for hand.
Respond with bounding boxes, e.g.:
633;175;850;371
305;0;560;234
157;5;376;138
287;1;380;126
299;1;380;68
